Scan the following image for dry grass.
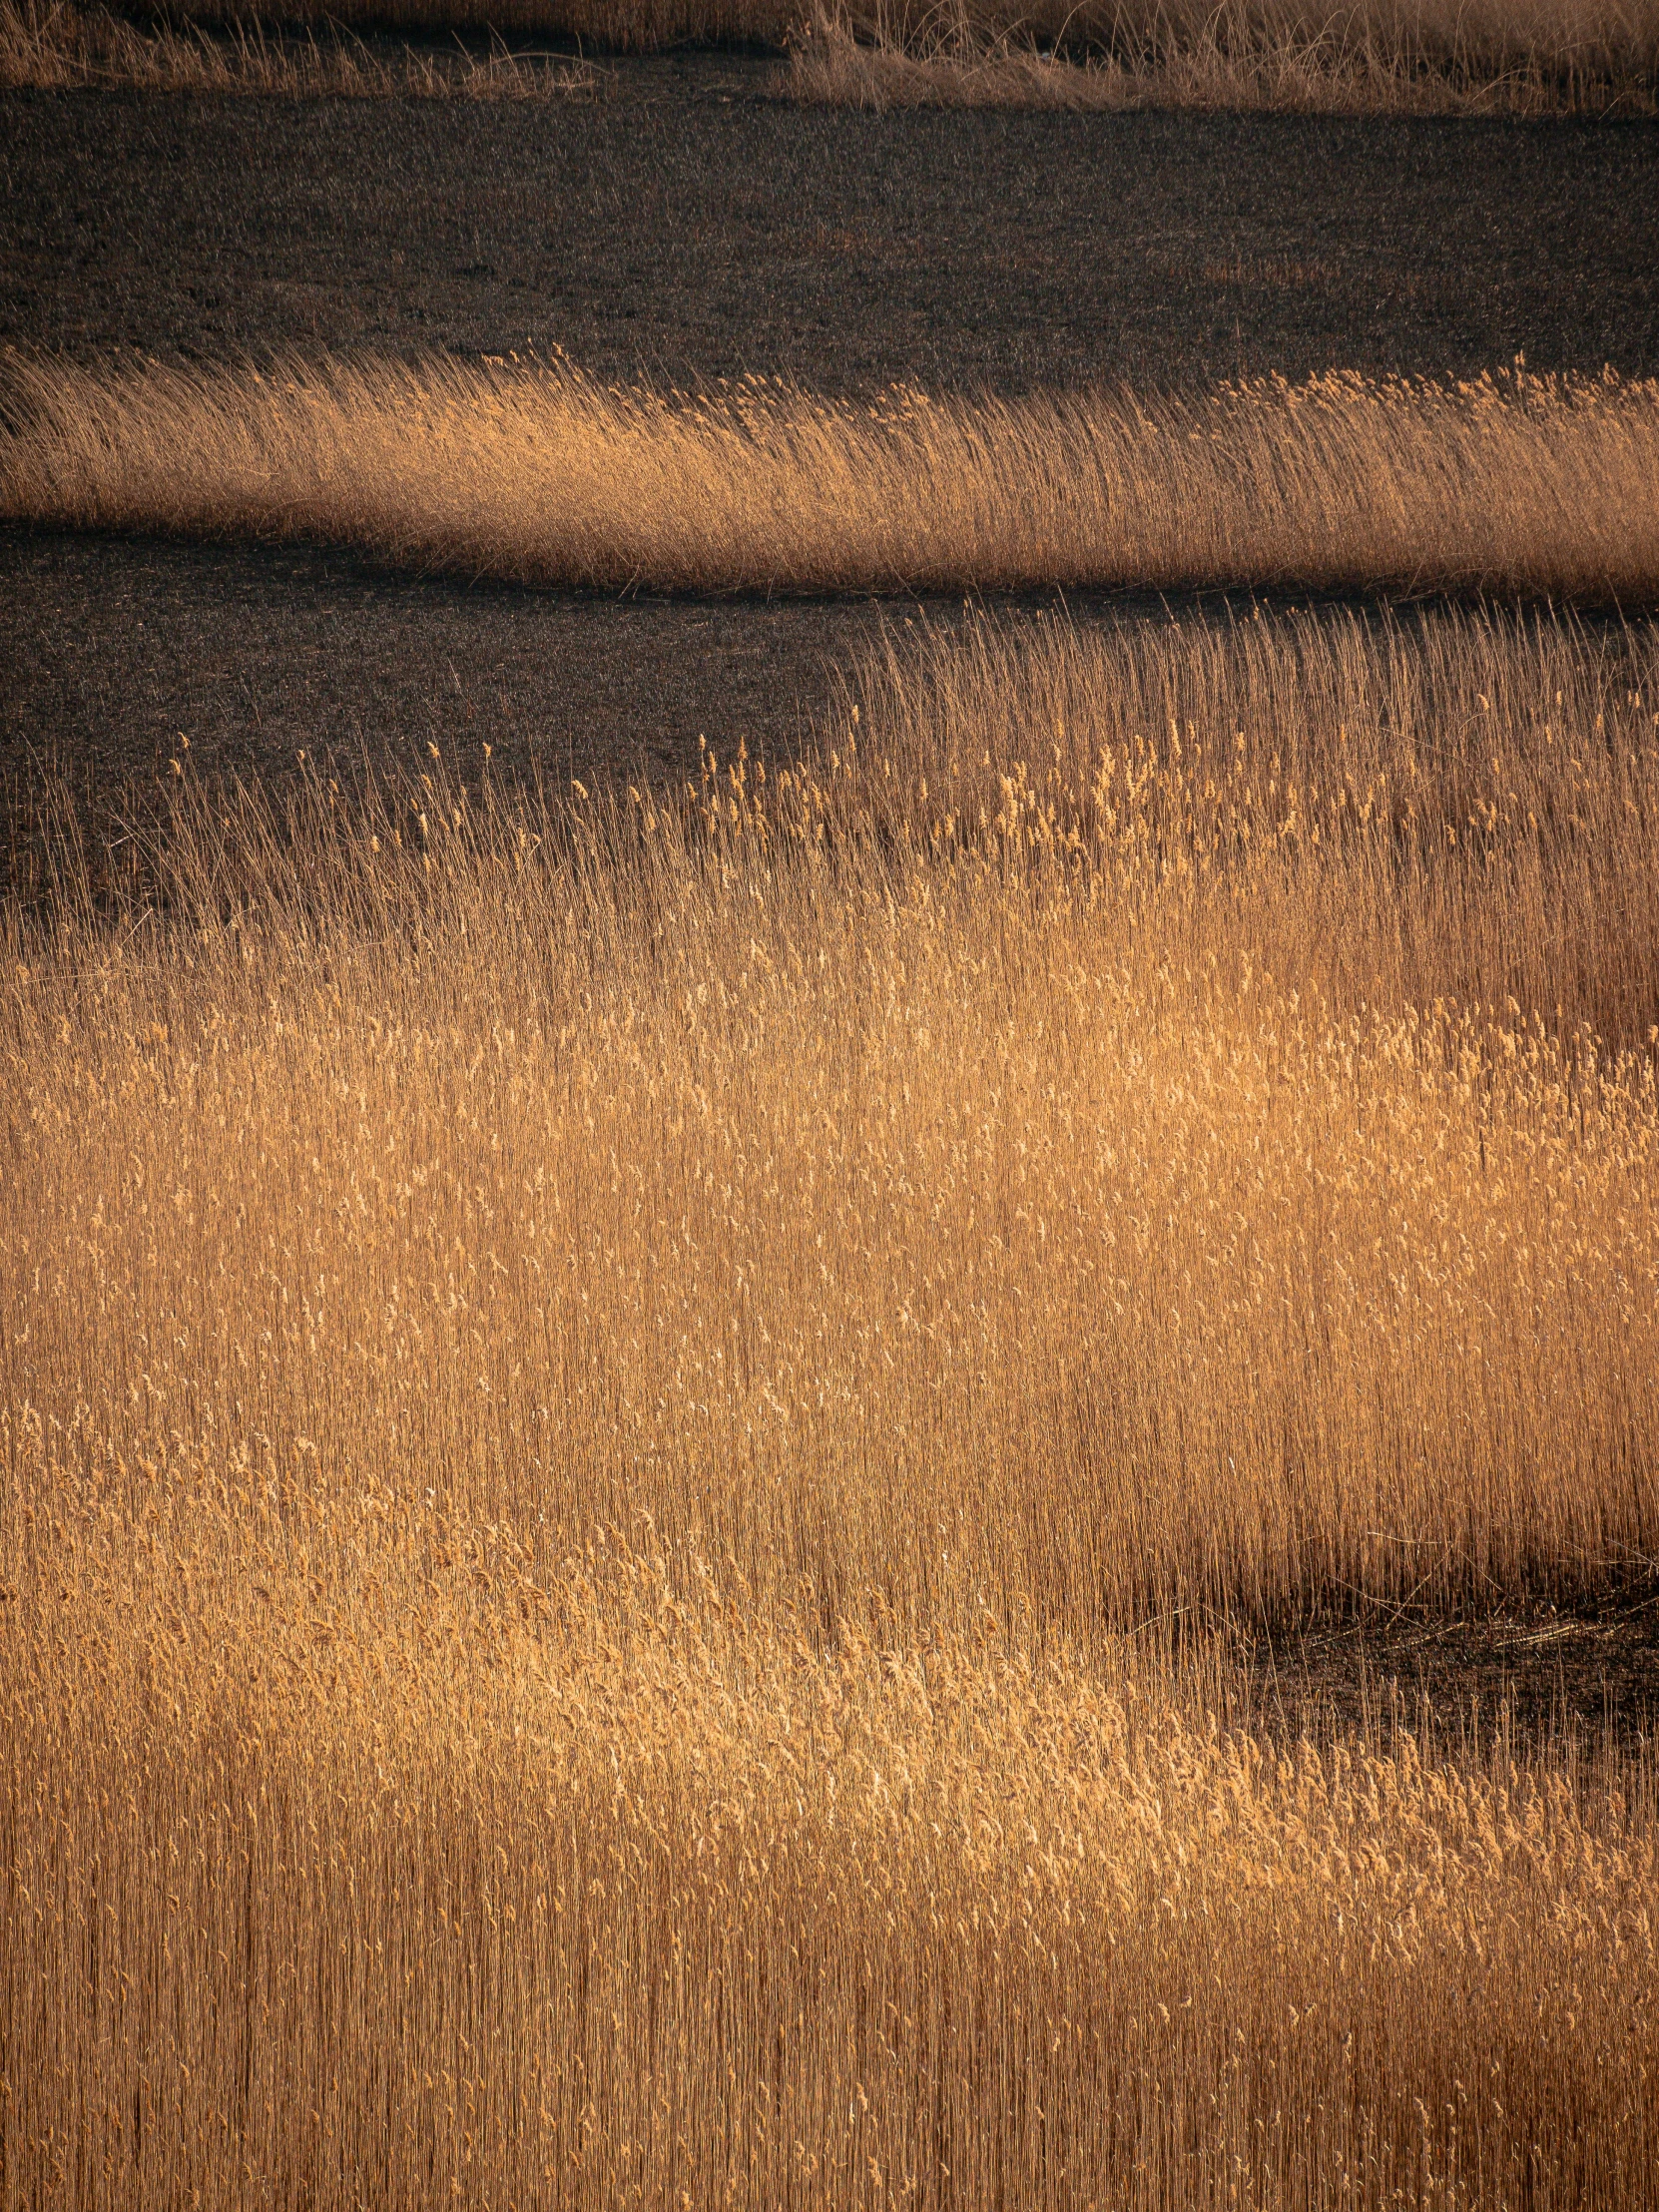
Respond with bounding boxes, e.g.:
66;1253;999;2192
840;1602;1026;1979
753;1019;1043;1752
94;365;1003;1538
6;1549;1656;2209
789;0;1659;111
6;348;1659;604
839;603;1659;1047
6;603;1659;2202
11;604;1658;1640
0;0;598;92
6;604;1659;2204
142;0;1659;107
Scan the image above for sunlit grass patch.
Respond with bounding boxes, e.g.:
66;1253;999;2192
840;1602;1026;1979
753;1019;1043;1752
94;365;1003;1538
5;349;1658;602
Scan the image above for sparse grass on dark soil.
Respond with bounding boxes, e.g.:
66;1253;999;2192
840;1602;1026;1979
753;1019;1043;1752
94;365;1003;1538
4;57;1656;814
4;70;1656;386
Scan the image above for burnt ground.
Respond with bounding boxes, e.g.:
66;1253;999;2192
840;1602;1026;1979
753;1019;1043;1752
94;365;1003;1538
4;62;1658;1738
6;60;1659;389
5;63;1659;812
1;529;929;801
1248;1599;1659;1753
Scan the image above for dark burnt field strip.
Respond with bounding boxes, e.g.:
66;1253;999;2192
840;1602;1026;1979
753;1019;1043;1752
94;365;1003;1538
4;61;1658;388
1249;1603;1659;1751
0;526;963;803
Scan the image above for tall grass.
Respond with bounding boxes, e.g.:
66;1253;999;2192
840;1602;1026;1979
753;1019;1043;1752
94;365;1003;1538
6;606;1659;1641
5;604;1659;2204
5;1538;1655;2210
791;0;1659;109
147;0;1659;108
6;350;1659;603
840;603;1659;1043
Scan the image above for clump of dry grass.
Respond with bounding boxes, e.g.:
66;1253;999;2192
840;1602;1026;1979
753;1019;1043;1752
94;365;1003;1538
0;0;598;92
5;603;1659;2203
790;0;1659;111
6;348;1659;603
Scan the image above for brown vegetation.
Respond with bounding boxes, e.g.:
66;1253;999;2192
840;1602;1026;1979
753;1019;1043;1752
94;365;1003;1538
840;603;1659;1047
6;349;1659;603
7;1553;1655;2209
136;0;1659;109
790;1;1659;110
5;604;1659;2202
0;0;597;91
6;0;1650;104
790;0;1659;110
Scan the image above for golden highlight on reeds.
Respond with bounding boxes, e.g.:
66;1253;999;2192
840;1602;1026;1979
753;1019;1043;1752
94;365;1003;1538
5;348;1659;603
8;1547;1657;2209
5;605;1659;2204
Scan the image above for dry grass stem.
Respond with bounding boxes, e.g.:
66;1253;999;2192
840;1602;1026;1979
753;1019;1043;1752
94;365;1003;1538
5;349;1659;603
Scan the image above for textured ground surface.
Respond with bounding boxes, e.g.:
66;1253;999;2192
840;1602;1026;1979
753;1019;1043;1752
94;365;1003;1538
6;65;1659;808
6;64;1659;388
1;529;923;800
1252;1603;1659;1748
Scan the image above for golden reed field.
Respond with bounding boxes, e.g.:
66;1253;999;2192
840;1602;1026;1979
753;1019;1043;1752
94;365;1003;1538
4;603;1659;2206
5;351;1659;603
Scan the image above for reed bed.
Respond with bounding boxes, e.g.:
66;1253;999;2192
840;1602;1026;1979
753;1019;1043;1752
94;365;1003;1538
790;0;1659;110
150;0;1659;111
5;603;1659;2204
6;350;1659;604
6;604;1657;1647
0;0;596;92
839;602;1659;1045
5;1536;1656;2210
